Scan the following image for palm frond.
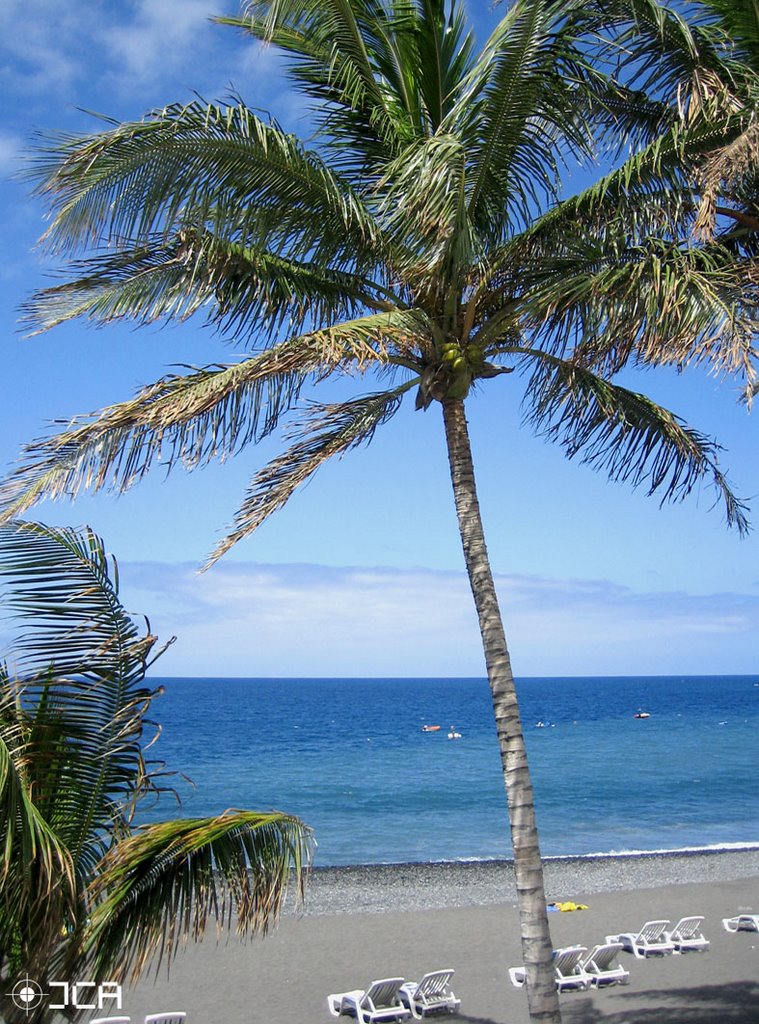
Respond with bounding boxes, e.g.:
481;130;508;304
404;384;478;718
694;119;759;239
0;521;311;1009
521;350;749;531
415;0;476;132
30;100;380;269
21;229;391;342
208;384;412;565
510;106;752;251
219;1;414;171
589;0;754;111
378;133;480;279
76;810;313;983
0;312;428;525
591;0;702;101
0;683;77;973
585;78;676;162
0;522;168;876
700;0;759;61
516;234;758;391
455;0;597;240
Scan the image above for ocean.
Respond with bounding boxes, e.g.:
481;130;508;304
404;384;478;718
140;675;759;867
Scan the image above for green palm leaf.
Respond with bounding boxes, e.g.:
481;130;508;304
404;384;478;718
0;682;77;975
32;100;380;270
219;1;417;170
457;0;596;239
0;522;167;876
516;234;757;389
414;0;476;132
520;350;749;531
73;810;313;984
21;233;388;340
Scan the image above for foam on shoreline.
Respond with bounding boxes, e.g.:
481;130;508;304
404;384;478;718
296;846;759;916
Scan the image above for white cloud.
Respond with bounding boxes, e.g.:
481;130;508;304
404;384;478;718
0;0;242;105
0;0;85;94
118;561;759;678
104;0;216;82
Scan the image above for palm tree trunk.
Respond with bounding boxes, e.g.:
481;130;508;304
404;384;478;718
441;398;561;1024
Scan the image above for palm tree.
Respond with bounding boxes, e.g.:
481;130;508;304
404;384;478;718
2;2;756;1020
0;520;312;1023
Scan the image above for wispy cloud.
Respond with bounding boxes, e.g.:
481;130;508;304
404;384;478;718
1;0;245;105
118;561;759;678
103;0;216;85
0;0;85;95
2;0;310;142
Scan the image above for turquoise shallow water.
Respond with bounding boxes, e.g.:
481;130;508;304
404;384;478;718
140;675;759;866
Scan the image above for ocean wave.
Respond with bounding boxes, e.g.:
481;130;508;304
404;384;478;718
316;842;759;871
545;841;759;860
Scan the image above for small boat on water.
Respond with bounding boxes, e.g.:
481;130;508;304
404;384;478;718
447;726;462;740
634;711;651;719
422;724;441;732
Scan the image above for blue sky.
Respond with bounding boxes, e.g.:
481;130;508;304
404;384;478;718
0;1;756;677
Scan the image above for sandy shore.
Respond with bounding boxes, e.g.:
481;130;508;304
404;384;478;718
295;847;759;915
123;851;759;1024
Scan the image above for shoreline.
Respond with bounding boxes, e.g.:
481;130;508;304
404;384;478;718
297;847;759;916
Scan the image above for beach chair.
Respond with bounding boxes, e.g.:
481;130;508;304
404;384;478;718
664;916;709;952
723;914;759;932
579;943;630;987
605;920;675;958
553;947;594;991
328;978;411;1023
144;1016;186;1024
509;947;593;992
399;970;460;1017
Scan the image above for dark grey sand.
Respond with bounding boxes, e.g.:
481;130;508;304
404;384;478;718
123;850;759;1024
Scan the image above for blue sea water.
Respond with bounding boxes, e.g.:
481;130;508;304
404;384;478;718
140;675;759;867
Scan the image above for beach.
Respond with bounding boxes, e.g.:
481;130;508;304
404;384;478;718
123;849;759;1023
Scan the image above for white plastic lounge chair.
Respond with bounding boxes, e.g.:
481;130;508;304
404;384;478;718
664;916;709;952
145;1015;186;1024
579;943;630;987
328;978;411;1023
553;947;593;991
509;947;593;993
399;970;460;1018
605;920;675;958
723;914;759;932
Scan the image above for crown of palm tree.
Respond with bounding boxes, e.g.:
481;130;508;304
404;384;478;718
1;0;755;556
